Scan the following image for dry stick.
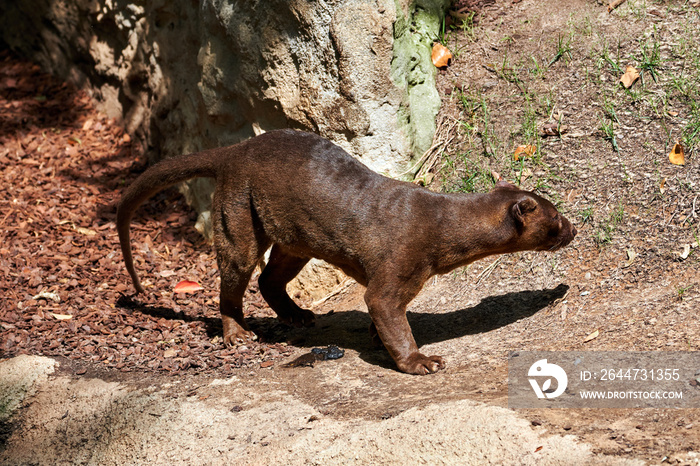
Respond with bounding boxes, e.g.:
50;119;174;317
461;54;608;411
413;117;459;182
311;278;354;308
475;257;502;285
417;123;458;180
395;114;458;181
608;0;627;13
396;141;439;179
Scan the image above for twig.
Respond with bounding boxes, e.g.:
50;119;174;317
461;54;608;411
413;116;460;182
396;141;439;178
396;115;458;180
476;257;502;285
311;278;355;308
608;0;627;13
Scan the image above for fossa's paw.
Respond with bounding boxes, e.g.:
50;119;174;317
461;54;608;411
222;327;257;346
397;353;445;375
278;308;316;328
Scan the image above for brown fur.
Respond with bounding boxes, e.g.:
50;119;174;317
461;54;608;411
117;129;576;374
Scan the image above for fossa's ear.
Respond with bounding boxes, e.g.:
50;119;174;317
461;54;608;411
512;197;538;225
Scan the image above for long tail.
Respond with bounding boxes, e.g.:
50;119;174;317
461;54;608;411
116;149;222;294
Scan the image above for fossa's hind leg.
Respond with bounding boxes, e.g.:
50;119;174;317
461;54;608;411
214;200;270;345
258;245;315;327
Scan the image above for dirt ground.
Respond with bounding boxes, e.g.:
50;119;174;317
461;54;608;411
1;0;700;464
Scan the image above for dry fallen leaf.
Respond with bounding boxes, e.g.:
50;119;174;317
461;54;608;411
534;446;543;453
540;123;569;137
173;280;203;293
619;65;640;88
659;177;667;194
514;144;536;160
260;361;274;368
75;226;97;236
33;291;61;302
431;43;452;68
669;141;685;165
583;329;600;343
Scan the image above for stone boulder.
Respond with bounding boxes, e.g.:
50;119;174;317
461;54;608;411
1;0;448;176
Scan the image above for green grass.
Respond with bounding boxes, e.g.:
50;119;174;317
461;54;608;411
549;33;573;67
676;284;694;302
633;27;662;85
594;201;626;246
599;38;625;75
599;116;619;152
579;207;594;225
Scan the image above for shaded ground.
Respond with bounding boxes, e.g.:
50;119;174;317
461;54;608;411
1;0;700;464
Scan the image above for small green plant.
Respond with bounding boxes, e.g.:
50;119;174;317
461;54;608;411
455;88;481;117
456;11;477;42
610;201;625;224
600;117;619;152
579;207;594;225
682;102;700;152
594;225;614;245
549;33;573;67
453;89;502;159
634;28;662;84
529;55;545;78
594;202;625;245
599;39;624;75
579;15;593;37
455;170;482;193
478;94;498;157
437;16;448;46
538;91;556;119
519;95;539;146
599;98;620;151
499;51;521;85
627;0;651;20
676;284;694;302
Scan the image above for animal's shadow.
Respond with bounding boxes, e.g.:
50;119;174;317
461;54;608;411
117;284;568;371
307;283;569;370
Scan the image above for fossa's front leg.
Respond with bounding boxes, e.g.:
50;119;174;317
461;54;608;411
364;273;445;375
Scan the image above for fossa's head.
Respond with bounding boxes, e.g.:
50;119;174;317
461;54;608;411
493;181;577;253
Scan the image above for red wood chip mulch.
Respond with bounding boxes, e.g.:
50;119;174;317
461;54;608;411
0;51;295;375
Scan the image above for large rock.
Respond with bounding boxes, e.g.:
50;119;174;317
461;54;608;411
0;0;448;177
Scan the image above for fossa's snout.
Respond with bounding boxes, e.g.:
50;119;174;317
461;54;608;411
556;215;577;250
